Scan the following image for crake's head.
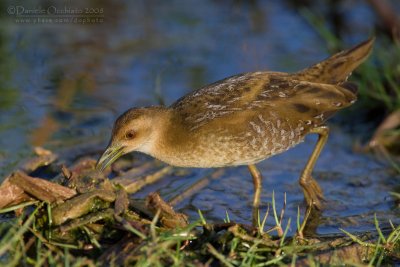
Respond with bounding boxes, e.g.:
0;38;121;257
96;107;165;171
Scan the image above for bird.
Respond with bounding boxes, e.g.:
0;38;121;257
97;38;374;217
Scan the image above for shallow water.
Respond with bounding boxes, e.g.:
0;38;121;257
0;0;398;235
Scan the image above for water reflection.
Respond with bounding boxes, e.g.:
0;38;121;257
0;0;398;235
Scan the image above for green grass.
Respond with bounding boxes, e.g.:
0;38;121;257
1;194;399;266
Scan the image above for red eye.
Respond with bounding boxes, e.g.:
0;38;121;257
125;130;136;139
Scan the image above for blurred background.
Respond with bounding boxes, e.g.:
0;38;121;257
0;0;399;235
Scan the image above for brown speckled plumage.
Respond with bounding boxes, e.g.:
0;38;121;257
165;72;357;167
98;38;374;215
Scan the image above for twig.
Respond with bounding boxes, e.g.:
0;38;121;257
116;166;173;194
59;208;114;232
169;169;225;206
112;161;155;181
8;171;76;203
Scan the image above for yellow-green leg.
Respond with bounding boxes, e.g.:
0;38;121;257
299;125;329;210
248;164;262;225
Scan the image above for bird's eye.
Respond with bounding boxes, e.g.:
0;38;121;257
125;130;136;140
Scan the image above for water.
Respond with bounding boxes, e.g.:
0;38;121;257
0;0;398;235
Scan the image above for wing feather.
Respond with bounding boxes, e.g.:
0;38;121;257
170;72;357;131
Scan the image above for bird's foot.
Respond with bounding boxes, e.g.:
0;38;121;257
299;175;324;210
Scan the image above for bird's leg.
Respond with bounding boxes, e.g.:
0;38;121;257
248;164;262;225
299;126;329;210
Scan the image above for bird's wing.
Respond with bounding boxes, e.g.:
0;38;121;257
170;72;357;131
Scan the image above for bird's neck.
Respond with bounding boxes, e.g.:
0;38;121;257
136;106;173;156
142;108;198;166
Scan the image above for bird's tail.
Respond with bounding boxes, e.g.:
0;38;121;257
292;38;375;85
